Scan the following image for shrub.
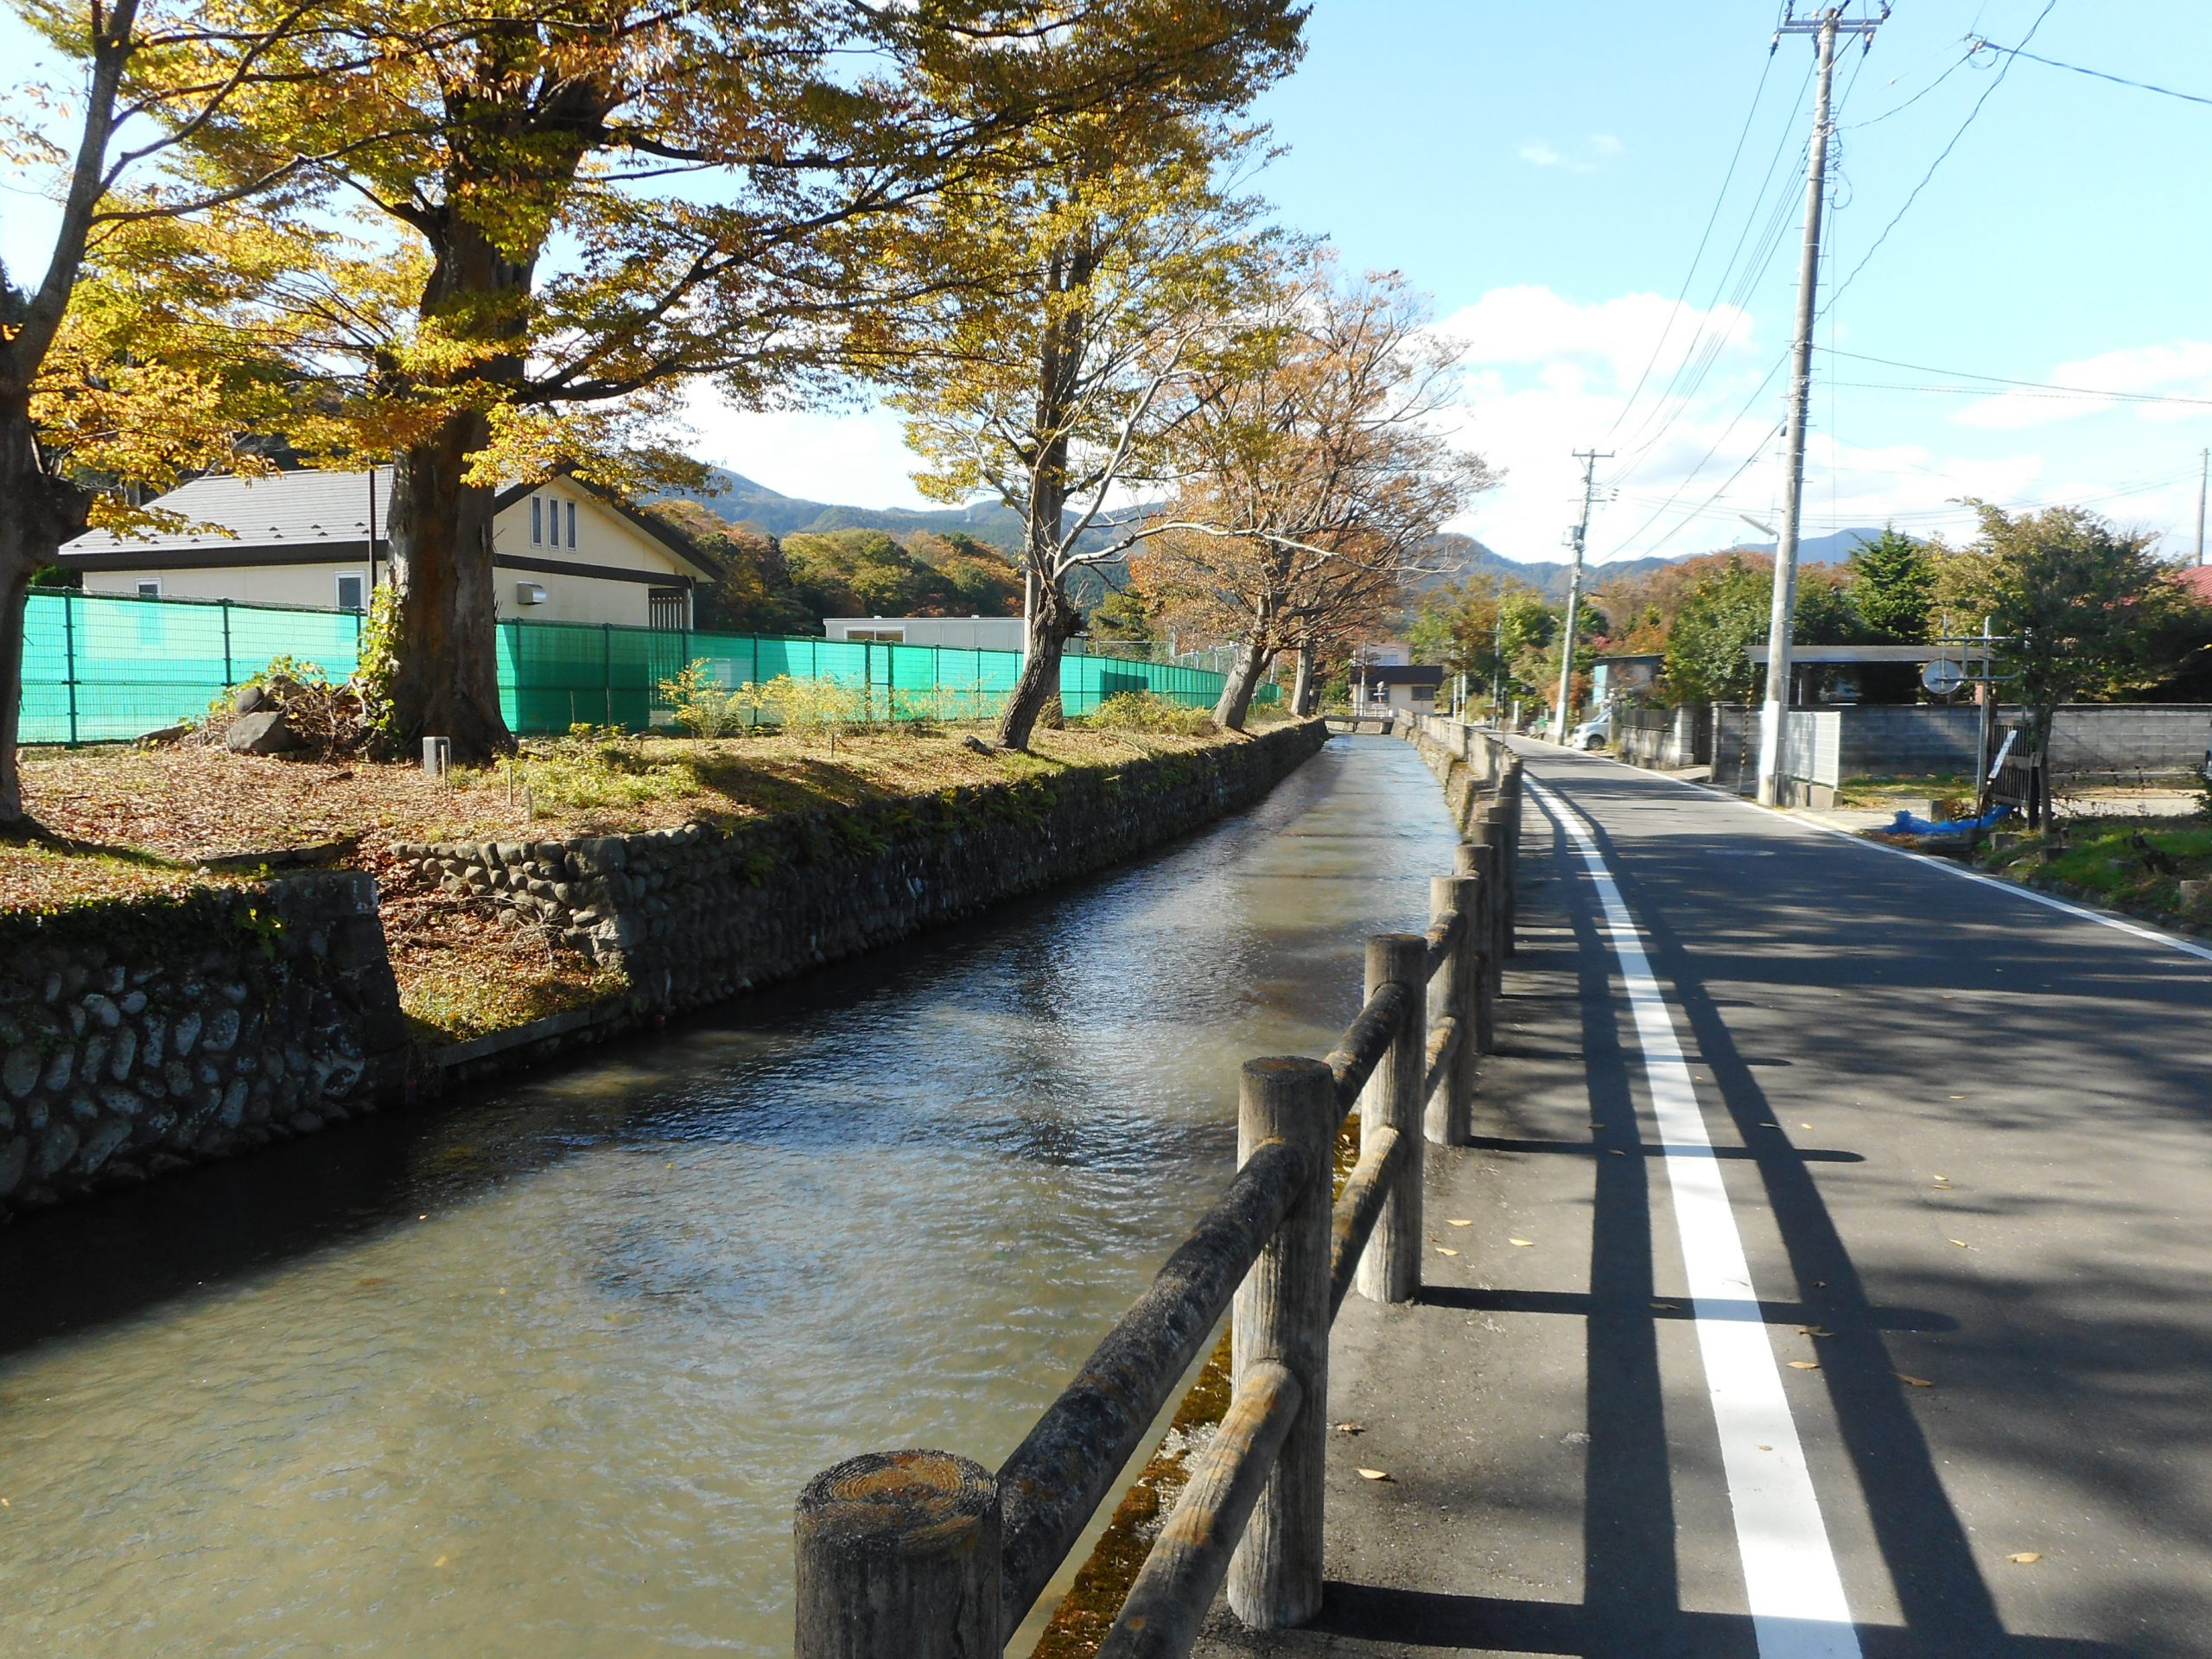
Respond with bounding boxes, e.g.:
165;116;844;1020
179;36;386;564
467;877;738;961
1081;690;1216;736
746;673;871;751
658;658;752;737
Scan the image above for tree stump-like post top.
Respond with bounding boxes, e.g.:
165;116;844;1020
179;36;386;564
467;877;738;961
1353;934;1425;1306
795;1450;1001;1659
1227;1057;1336;1632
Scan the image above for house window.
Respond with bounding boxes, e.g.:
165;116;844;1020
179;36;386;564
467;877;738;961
566;500;576;549
531;497;543;545
135;578;162;600
843;627;906;644
335;572;365;612
648;588;689;631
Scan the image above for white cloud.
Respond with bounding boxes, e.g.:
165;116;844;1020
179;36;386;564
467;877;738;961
1951;340;2212;430
1435;285;1755;385
1515;139;1581;171
1514;133;1621;172
677;388;945;509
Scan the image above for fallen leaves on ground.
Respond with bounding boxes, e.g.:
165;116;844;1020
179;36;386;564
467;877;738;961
1333;1422;1364;1435
1356;1468;1392;1482
1896;1373;1935;1388
1446;1218;1471;1227
1436;1247;1460;1257
1787;1360;1821;1370
1508;1237;1535;1248
2006;1552;2042;1565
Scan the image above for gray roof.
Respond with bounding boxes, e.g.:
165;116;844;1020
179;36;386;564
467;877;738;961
64;467;393;555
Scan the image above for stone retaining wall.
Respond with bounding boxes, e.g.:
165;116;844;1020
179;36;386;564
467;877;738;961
2;724;1328;1213
0;874;408;1211
395;721;1331;1017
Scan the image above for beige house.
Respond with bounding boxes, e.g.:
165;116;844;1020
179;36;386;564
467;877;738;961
60;467;717;628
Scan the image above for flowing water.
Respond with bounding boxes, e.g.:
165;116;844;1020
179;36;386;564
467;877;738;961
0;736;1455;1657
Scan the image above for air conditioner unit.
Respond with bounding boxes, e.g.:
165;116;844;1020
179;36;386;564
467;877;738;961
516;582;548;606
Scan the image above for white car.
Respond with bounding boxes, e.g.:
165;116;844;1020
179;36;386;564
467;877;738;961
1569;710;1611;751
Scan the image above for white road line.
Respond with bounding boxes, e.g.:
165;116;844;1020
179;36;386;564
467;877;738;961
1526;777;1862;1659
1567;748;2212;965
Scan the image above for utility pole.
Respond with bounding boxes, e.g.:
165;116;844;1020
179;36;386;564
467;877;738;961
2196;446;2207;566
1553;448;1613;743
1757;3;1883;807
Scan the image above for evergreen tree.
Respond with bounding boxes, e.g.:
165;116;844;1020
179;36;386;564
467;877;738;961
1847;526;1935;643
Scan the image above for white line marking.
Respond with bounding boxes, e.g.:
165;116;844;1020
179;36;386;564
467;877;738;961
1526;776;1862;1659
1556;747;2212;964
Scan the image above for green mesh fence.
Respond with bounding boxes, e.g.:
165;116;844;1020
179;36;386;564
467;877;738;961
22;589;1259;744
22;590;365;744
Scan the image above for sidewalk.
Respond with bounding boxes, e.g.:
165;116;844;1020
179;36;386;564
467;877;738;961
1193;812;1627;1657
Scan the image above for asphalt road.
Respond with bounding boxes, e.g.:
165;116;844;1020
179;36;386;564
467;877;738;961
1197;740;2212;1659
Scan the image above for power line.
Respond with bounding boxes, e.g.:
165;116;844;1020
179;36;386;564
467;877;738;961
1604;45;1782;443
1967;34;2212;109
1605;56;1817;474
1819;345;2212;407
1844;47;1978;129
1822;0;2059;316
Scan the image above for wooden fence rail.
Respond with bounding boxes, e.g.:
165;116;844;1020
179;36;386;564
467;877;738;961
793;719;1521;1659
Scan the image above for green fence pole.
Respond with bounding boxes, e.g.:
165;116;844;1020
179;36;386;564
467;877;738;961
602;622;613;727
63;591;79;748
220;598;233;690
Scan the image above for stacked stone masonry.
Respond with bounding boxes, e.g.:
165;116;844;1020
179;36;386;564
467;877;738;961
392;721;1330;1016
0;874;408;1211
2;722;1328;1211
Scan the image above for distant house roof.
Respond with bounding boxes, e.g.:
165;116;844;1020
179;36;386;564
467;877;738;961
2174;565;2212;603
1745;644;1985;665
1352;664;1446;686
59;467;719;581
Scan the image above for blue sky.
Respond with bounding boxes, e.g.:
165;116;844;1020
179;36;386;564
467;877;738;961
8;1;2210;569
1251;1;2212;569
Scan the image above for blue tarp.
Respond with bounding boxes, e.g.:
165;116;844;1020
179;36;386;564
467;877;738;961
1877;804;2015;838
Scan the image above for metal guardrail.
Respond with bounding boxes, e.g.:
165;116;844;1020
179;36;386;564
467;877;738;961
792;719;1522;1659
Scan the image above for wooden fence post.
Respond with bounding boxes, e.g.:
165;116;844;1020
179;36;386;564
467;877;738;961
1353;934;1425;1306
795;1449;1001;1659
1428;875;1480;1146
1454;843;1497;1052
1226;1057;1337;1630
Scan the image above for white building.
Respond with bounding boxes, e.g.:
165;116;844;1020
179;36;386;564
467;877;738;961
823;615;1027;652
60;467;719;629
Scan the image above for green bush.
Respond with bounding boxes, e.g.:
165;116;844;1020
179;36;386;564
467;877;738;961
658;658;752;737
1080;690;1216;736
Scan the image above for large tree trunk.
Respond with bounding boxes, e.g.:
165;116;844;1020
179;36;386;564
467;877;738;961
999;559;1076;750
1290;643;1316;717
0;397;91;831
384;211;541;762
388;407;510;760
1212;639;1272;731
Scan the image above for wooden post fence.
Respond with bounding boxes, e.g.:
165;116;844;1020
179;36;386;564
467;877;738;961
793;715;1524;1659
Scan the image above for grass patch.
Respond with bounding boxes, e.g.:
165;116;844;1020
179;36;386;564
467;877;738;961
1977;817;2212;928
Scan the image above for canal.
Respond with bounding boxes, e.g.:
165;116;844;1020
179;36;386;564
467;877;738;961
0;735;1456;1656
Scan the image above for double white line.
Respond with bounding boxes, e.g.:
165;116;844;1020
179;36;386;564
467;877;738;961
1525;776;1862;1659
